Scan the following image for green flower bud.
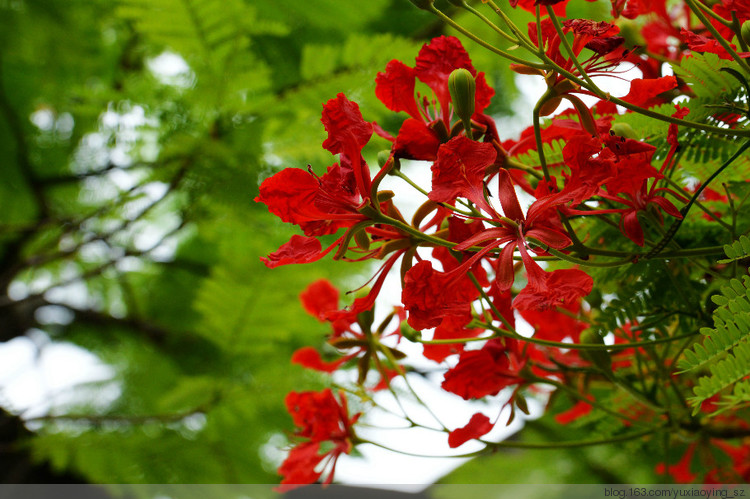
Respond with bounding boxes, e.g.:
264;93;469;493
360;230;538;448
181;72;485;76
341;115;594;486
400;323;422;342
377;150;391;168
610;122;639;140
353;227;370;251
449;68;476;123
742;20;750;47
448;68;476;139
407;0;434;10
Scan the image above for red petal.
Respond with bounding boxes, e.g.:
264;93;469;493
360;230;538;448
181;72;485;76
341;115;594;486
261;235;335;269
620;210;644;246
495;243;519;291
448;413;494;448
621;76;677;108
255;168;322;227
497;169;526;221
415;36;475;119
291;347;348;373
402;260;476;331
473;72;495;115
650;195;683;219
285;389;353;441
321;93;373;155
375;60;421;119
277;442;324;491
554;400;593;425
442;346;521;399
514;268;594;311
393;118;441;161
525;226;571;249
300;279;339;321
430;136;497;214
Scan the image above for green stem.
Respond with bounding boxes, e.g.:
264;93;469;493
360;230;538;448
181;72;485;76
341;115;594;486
533;89;555;183
506;158;544;179
646;140;750;258
483;0;539;52
483;427;660;449
546;6;606;99
477;320;698;351
533;53;750;137
544;246;634;268
429;6;548;69
361;426;659;454
460;2;522;47
685;0;750;74
389;169;430;198
532;377;657;426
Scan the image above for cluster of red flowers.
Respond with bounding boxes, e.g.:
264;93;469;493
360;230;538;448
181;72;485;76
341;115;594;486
258;0;750;488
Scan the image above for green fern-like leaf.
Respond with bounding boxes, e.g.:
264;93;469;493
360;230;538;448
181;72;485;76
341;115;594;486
117;0;275;112
670;53;739;102
515;138;566;170
718;235;750;263
678;273;750;414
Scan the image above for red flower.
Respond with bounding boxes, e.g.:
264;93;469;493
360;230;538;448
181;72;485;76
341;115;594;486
620;76;678;108
256;95;373;235
441;340;525;400
655;443;697;483
375;36;495;160
293;278;405;387
452;169;591;310
278;389;360;490
429;136;498;215
402;260;479;331
300;279;340;321
520;300;588;342
448;413;494;448
257;94;408;267
260;235;340;269
513;262;594;312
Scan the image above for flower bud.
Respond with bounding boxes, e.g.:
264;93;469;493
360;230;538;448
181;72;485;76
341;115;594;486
510;64;546;77
449;68;476;123
610;122;639;140
353;227;370;251
539;96;562;116
449;68;476;139
377;150;391;168
407;0;434;10
400;322;422;342
742;20;750;47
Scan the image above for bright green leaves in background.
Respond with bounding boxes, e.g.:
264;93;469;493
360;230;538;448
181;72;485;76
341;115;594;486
0;0;440;484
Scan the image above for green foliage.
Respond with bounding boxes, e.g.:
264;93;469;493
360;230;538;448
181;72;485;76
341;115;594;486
679;272;750;414
718;234;750;264
670;53;739;103
0;0;444;486
515;138;566;170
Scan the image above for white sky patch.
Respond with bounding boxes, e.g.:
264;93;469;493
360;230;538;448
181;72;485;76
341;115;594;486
0;334;116;421
147;52;195;88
